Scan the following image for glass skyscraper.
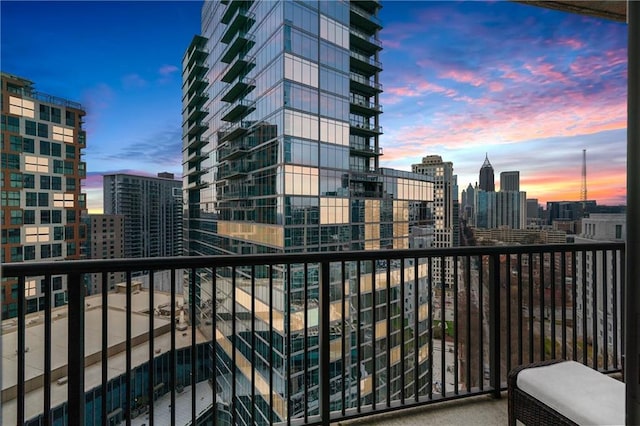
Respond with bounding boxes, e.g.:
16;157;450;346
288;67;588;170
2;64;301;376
182;1;434;423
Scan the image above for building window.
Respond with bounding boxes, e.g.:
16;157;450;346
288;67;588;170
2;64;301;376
52;276;63;291
66;177;76;191
1;115;20;132
24;155;49;173
65;111;75;127
38;123;48;138
38;192;49;207
51;107;61;124
40;176;51;190
53;193;74;207
40;140;50;155
25;120;37;136
9;96;35;118
9;135;22;151
26;192;37;207
25;279;37;297
51;176;62;190
41;244;51;259
1;191;20;207
23;138;35;153
25;226;50;243
1;228;20;244
24;210;35;224
51;143;61;157
40;104;51;121
10;173;22;188
1;153;20;170
54;226;64;240
10;246;22;262
65;145;75;159
616;224;622;239
24;245;36;261
10;210;22;225
52;125;74;143
41;210;51;224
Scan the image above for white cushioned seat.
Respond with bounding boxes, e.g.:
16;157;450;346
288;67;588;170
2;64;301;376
517;360;624;425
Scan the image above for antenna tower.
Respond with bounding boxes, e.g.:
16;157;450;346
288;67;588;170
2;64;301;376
581;149;587;211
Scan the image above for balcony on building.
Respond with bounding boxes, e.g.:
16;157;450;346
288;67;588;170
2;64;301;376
220;31;255;64
218;138;252;161
350;26;383;53
220;8;255;45
349;144;382;157
221;52;255;83
220;98;255;122
221;76;256;103
350;72;383;95
220;0;253;24
218;120;252;143
349;95;383;116
350;120;382;136
2;241;627;425
350;49;383;74
350;2;383;32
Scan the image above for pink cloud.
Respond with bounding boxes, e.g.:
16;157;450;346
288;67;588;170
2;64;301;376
440;69;485;87
556;38;584;50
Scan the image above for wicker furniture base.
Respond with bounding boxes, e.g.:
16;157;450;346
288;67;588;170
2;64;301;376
508;359;578;426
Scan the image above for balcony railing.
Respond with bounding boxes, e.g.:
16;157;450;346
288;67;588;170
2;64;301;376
2;243;624;425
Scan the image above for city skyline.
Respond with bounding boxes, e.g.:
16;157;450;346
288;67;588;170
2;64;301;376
1;1;628;211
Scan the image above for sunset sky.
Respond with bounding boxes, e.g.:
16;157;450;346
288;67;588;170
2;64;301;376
1;1;628;213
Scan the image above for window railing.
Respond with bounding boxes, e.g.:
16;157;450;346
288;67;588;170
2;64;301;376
2;242;624;425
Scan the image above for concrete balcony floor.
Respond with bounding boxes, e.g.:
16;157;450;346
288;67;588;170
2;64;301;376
337;392;508;426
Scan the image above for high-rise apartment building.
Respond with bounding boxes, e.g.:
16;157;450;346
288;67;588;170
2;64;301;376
500;171;519;191
182;2;433;423
103;172;182;259
1;72;87;317
411;155;454;248
478;154;494;192
412;155;457;286
83;213;125;294
574;214;625;357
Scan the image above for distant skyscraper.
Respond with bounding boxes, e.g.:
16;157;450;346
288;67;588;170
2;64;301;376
412;155;455;248
479;154;495;192
103;172;182;258
461;183;475;225
475;190;526;229
412;155;457;286
83;213;125;294
500;171;519;191
1;72;87;317
526;198;542;227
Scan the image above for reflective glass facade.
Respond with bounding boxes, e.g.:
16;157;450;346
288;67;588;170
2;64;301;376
182;1;434;423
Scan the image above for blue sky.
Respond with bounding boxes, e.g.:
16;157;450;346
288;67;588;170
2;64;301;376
1;1;627;213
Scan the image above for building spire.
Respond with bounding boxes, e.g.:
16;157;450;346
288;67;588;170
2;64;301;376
482;153;492;169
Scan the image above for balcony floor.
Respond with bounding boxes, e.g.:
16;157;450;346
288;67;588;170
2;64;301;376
336;392;508;426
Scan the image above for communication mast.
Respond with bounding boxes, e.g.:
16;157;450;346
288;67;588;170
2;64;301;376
581;149;587;213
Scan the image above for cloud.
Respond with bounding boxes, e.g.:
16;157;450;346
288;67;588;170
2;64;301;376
158;64;179;76
122;73;147;89
97;127;183;169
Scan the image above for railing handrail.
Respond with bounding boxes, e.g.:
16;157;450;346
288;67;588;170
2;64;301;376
2;242;625;276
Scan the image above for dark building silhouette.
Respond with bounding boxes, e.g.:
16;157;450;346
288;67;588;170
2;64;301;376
479;154;495;192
